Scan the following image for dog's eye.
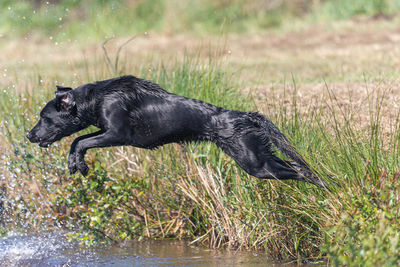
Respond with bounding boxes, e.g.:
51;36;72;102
42;117;53;124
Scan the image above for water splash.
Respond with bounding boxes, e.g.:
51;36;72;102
0;232;82;266
0;233;267;266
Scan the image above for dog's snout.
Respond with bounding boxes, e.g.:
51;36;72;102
26;131;36;142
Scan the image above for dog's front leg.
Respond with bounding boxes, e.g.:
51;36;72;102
73;131;127;176
68;130;105;174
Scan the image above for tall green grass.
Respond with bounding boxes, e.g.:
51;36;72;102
0;50;399;264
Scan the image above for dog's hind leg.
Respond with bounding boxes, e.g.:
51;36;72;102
236;153;304;181
224;140;326;187
220;132;305;181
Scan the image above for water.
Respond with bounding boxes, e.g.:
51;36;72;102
0;232;282;266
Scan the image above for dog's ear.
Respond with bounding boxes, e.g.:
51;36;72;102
55;85;72;92
55;90;76;113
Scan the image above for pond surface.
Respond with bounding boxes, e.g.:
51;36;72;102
0;232;285;266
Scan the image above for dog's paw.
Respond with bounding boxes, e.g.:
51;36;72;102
68;153;77;174
77;160;89;176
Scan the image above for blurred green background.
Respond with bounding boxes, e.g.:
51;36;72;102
1;0;400;40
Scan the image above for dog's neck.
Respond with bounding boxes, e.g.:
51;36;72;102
74;88;100;129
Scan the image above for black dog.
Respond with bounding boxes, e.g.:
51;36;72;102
27;75;326;187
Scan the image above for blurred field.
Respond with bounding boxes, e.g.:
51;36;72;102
3;18;400;130
1;0;400;266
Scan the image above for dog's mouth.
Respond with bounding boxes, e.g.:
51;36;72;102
39;133;58;148
39;140;53;148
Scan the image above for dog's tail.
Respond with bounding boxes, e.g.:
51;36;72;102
255;113;329;189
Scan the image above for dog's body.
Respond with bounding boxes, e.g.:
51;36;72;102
27;75;325;187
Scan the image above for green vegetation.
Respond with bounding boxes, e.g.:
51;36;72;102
1;0;400;265
317;0;400;20
326;182;400;266
1;0;400;40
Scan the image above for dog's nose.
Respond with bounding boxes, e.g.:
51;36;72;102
26;131;33;141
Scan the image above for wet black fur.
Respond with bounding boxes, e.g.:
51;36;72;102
27;75;325;187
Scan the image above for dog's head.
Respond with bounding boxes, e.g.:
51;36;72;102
27;85;82;147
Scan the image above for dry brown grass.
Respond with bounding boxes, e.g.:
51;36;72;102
245;81;400;136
